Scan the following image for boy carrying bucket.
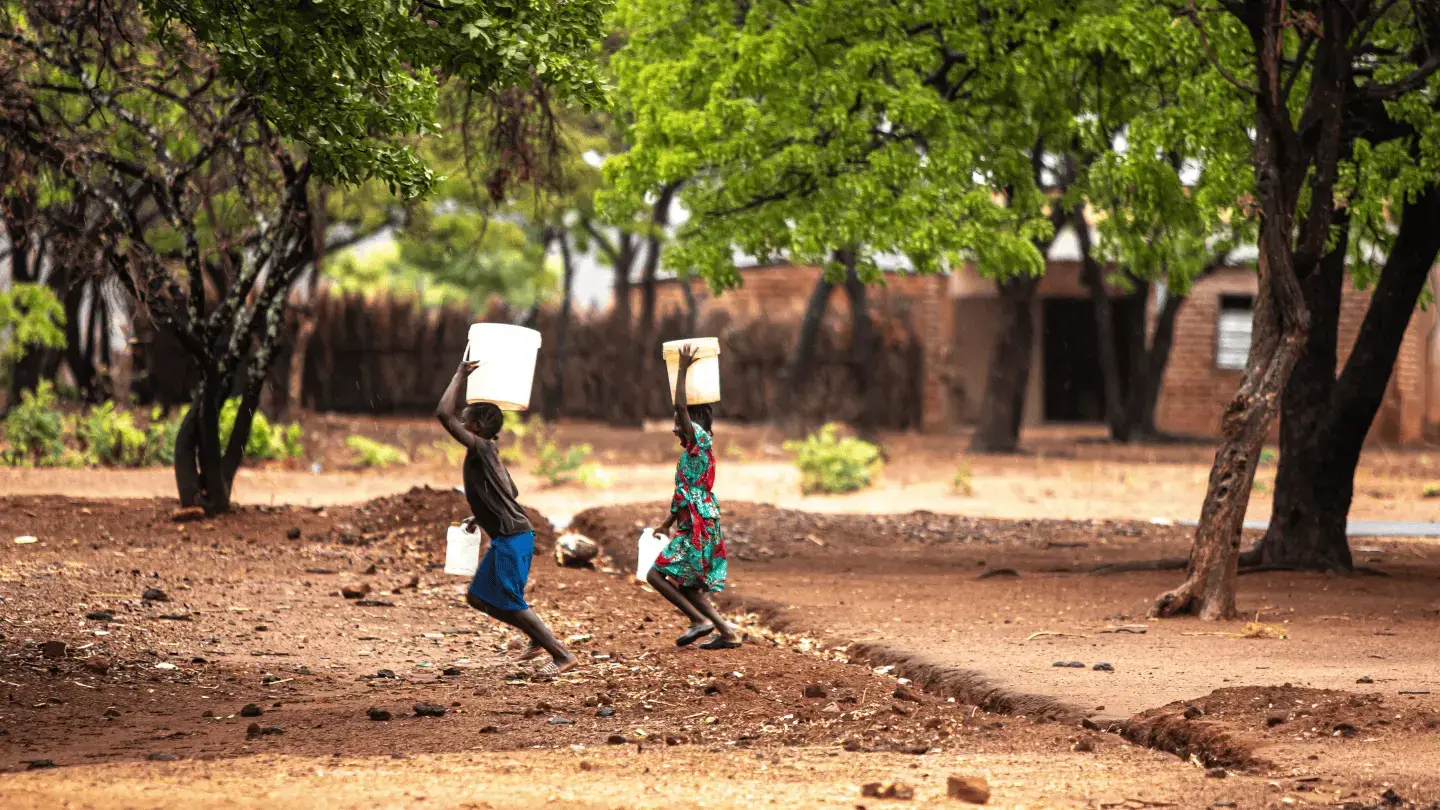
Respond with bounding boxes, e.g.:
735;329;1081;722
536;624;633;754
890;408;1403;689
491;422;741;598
436;359;576;677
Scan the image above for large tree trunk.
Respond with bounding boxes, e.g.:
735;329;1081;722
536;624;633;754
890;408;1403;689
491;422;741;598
635;182;680;421
545;230;576;422
1125;288;1186;439
777;262;837;426
839;251;880;436
1261;184;1440;569
1077;219;1128;440
282;190;328;420
969;275;1038;454
175;381;232;515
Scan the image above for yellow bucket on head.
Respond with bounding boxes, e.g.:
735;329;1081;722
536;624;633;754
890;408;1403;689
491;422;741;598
662;337;721;405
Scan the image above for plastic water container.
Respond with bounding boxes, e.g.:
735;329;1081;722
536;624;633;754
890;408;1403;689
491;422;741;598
636;528;668;582
464;323;542;411
444;523;483;576
662;337;721;405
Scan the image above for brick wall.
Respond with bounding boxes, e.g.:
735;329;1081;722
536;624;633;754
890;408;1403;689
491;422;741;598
635;262;1437;443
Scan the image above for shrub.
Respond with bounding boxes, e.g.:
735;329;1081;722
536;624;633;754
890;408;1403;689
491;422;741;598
1422;483;1440;499
2;381;67;466
785;423;882;494
346;436;409;468
1259;448;1277;464
533;435;605;487
144;407;187;465
77;402;147;466
218;398;304;461
952;460;974;496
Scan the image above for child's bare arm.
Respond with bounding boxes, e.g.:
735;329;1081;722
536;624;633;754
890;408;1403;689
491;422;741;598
673;344;697;445
435;362;485;452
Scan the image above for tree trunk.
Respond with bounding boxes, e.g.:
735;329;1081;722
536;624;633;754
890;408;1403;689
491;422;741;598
635;182;680;421
840;252;880;436
1261;184;1440;569
63;280;101;401
681;273;700;335
546;230;576;422
970;275;1038;453
1078;227;1128;440
175;382;232;515
777;263;837;425
282;190;328;420
1125;288;1186;439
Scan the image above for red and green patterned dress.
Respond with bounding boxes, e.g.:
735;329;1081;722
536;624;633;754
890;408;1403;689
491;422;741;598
655;424;728;592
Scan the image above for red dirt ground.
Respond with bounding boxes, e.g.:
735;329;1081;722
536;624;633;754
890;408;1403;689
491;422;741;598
0;490;1308;810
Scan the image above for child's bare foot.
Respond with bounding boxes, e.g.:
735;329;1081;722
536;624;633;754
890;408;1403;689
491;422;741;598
516;644;544;663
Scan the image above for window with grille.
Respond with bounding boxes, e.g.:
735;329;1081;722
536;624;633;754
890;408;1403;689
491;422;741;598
1215;294;1254;371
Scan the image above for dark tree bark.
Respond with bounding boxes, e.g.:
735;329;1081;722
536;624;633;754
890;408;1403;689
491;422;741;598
839;250;881;436
969;275;1038;453
282;189;329;420
1154;0;1353;619
1261;183;1440;570
1075;211;1128;439
545;228;576;421
635;180;681;420
1125;286;1186;439
777;256;839;424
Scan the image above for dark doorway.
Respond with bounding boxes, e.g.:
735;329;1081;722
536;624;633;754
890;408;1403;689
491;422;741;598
1042;296;1143;422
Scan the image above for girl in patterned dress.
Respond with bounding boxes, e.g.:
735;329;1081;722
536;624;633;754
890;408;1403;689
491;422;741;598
647;345;741;650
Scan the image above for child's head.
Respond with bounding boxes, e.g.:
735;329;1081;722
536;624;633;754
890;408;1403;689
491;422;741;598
675;404;713;441
462;402;505;440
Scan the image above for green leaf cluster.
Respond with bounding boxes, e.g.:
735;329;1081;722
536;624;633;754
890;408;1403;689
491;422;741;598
784;423;882;495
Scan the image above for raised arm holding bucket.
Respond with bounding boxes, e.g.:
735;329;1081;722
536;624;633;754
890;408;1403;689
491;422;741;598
436;325;576;677
645;341;741;650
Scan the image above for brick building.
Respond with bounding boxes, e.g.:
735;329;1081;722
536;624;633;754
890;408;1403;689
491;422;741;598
633;238;1440;444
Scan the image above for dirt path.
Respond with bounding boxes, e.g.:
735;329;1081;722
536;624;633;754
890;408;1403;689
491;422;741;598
575;501;1440;805
1;491;1291;809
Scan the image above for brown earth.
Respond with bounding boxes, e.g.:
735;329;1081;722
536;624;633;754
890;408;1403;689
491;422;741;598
574;501;1440;807
0;490;1311;810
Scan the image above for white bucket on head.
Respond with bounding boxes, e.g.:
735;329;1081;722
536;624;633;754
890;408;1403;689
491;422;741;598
444;523;483;577
662;337;721;405
464;323;542;411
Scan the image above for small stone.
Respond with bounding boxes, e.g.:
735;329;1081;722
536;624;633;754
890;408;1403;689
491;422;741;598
355;599;394;607
1092;663;1114;672
893;686;920;703
86;611;114;622
340;585;369;600
862;782;915;801
664;734;685;746
1357;676;1374;684
286;528;302;540
803;684;828;699
1333;722;1358;738
1206;767;1227;779
170;507;205;523
142;588;169;602
191;657;208;664
1265;714;1287;728
246;722;262;738
414;702;447;718
104;708;122;718
84;657;111;676
261;675;282;685
367;708;392;722
442;667;462;677
148;753;179;762
27;760;57;770
479;725;499;734
1080;718;1101;731
596;706;616;718
375;669;398;679
547;716;575;726
606;734;627;745
1071;738;1094;753
1183;705;1204;720
240;704;263;718
40;640;67;660
946;775;991;804
260;726;284;736
255;625;269;632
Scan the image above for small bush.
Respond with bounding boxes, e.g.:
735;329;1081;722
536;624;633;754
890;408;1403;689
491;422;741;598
77;402;147;466
952;460;974;496
218;398;304;461
144;407;187;465
533;438;605;487
2;382;67;466
1259;448;1277;464
784;423;882;494
1422;483;1440;499
347;436;409;468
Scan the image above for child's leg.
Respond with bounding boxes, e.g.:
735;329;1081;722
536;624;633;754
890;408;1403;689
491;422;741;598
467;594;574;668
679;586;740;641
646;567;709;625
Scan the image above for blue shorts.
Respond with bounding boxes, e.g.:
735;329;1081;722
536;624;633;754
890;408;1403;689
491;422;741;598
468;530;535;612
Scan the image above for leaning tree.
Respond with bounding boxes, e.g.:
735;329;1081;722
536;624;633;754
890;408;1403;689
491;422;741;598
1149;0;1440;619
1;0;609;513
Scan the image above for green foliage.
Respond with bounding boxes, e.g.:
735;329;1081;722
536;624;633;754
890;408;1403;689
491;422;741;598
499;413;606;487
325;215;557;310
145;0;612;199
952;461;974;497
1423;483;1440;499
218;399;305;462
145;407;188;466
0;283;67;365
784;424;882;495
76;402;147;467
1259;448;1277;465
346;436;410;469
1;382;67;467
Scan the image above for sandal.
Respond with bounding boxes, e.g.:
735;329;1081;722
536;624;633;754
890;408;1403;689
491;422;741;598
676;623;715;647
534;657;579;679
699;636;742;650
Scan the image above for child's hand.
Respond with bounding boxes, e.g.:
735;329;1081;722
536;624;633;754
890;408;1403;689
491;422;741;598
677;344;698;371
